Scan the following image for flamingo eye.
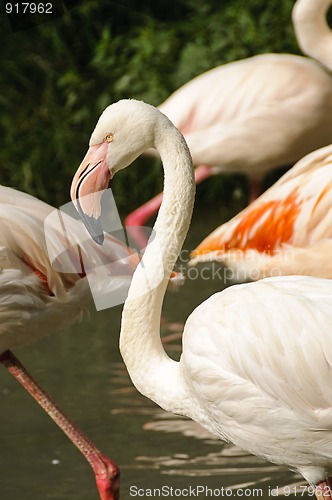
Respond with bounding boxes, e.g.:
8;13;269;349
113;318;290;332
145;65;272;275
105;133;114;143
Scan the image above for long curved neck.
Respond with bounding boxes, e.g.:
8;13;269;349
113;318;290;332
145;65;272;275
119;123;195;414
292;0;332;72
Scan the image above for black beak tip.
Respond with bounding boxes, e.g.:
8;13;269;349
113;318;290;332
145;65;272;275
82;214;105;245
92;232;105;245
75;200;105;245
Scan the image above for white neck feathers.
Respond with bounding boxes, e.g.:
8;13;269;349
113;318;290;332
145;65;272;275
293;0;332;72
119;121;195;414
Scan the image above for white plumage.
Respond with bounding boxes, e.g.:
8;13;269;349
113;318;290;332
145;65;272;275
183;276;332;484
71;99;332;496
0;185;123;499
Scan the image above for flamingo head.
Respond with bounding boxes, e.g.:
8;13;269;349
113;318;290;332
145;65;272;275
70;100;160;244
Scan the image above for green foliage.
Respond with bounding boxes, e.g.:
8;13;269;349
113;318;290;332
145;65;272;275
0;0;296;211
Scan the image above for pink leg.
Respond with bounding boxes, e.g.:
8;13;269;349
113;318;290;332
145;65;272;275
0;350;120;500
194;164;216;185
125;164;215;249
249;178;263;204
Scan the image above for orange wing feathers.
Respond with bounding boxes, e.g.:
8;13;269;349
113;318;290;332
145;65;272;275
194;192;302;257
190;145;332;280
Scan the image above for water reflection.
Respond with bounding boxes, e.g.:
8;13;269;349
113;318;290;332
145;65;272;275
0;209;310;499
109;357;306;498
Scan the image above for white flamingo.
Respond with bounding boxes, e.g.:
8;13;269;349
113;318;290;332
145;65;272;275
71;100;332;499
0;185;123;499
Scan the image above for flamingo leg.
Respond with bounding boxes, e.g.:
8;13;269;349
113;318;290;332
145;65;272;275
0;350;120;500
125;163;215;249
248;178;263;204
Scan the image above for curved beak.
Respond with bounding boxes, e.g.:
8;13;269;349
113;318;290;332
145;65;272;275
71;142;111;245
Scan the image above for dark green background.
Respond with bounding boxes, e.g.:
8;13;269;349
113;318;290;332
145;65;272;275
1;0;298;212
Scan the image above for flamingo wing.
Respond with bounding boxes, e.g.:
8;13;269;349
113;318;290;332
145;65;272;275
190;145;332;280
182;275;332;484
159;54;332;177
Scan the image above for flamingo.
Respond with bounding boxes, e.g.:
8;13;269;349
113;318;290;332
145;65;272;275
125;0;332;232
71;99;332;499
190;144;332;281
0;185;125;499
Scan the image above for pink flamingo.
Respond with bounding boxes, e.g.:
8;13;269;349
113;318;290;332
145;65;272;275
125;0;332;232
190;143;332;281
0;185;125;499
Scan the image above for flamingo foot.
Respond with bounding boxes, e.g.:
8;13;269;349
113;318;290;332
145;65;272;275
95;455;120;500
0;350;120;500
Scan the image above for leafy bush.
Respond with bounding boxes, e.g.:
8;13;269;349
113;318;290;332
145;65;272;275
0;0;297;211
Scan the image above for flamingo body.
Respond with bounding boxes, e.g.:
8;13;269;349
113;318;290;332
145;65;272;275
0;185;138;352
190;144;332;280
71;99;332;494
0;185;138;499
0;185;86;351
158;53;332;180
182;275;332;484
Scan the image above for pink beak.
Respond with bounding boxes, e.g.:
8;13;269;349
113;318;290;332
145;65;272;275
71;142;110;244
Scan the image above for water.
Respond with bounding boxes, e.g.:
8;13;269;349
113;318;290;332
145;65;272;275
0;208;310;499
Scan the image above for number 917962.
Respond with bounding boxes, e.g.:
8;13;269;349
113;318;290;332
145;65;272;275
5;2;53;14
